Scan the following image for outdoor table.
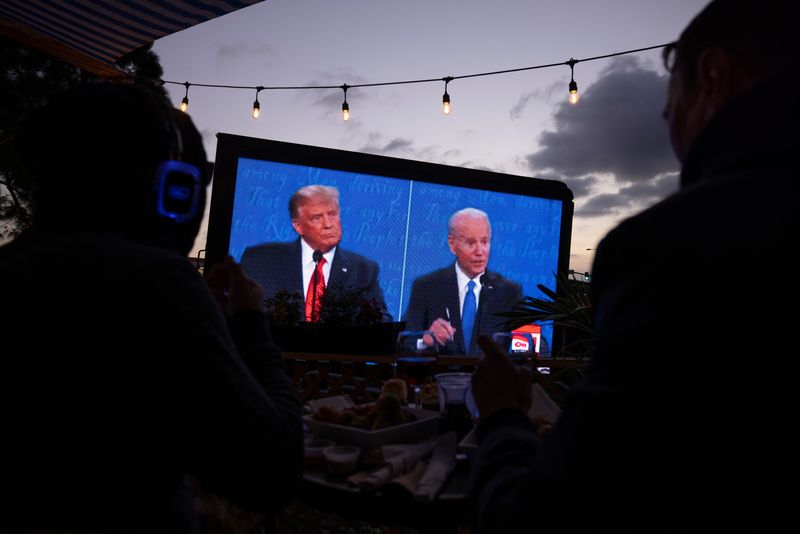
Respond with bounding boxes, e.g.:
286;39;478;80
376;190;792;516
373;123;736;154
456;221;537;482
299;430;474;533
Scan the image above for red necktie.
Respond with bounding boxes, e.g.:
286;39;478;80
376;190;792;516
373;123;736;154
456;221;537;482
305;257;326;322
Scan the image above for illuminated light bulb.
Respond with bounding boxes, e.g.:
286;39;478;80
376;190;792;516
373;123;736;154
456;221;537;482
568;80;579;105
340;84;351;122
441;76;454;116
179;82;191;112
252;99;261;119
566;59;580;105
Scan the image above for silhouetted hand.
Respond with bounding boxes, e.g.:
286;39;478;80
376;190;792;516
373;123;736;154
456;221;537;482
472;335;532;420
206;256;265;315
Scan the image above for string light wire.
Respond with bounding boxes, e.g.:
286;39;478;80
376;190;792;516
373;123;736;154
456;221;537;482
158;43;671;115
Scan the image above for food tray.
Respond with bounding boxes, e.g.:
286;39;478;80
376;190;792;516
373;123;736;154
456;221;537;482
304;407;441;450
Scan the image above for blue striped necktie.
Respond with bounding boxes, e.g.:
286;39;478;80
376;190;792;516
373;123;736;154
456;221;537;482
461;280;477;351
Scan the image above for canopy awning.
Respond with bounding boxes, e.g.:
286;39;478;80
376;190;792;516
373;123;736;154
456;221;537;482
0;0;263;77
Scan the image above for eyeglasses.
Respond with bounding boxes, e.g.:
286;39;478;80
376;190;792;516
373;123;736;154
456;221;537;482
662;41;678;72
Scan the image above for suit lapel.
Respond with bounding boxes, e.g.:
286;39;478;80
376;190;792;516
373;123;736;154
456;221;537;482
477;272;499;337
290;239;304;295
328;247;348;291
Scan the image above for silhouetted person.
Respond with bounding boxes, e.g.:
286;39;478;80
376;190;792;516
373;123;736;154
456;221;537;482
471;1;800;532
0;84;303;533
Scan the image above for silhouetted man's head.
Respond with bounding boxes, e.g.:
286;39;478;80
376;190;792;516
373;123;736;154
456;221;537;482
662;0;799;162
15;82;209;255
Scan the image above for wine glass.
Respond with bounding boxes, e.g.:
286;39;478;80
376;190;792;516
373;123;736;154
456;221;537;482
395;330;439;408
434;372;475;440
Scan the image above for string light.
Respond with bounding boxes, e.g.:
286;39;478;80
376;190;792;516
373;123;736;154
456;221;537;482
566;58;579;105
180;81;190;112
442;76;453;115
161;43;669;118
341;84;350;122
252;86;263;119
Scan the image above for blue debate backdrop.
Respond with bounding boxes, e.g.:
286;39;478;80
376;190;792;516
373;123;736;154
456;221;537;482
229;158;561;349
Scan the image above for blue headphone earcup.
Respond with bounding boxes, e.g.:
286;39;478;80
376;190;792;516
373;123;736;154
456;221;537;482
154;160;202;223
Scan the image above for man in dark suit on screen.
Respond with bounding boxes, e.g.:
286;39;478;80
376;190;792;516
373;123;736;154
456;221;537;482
241;184;390;321
404;207;522;355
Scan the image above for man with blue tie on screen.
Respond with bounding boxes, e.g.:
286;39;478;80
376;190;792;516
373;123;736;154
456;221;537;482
241;184;390;321
404;208;522;355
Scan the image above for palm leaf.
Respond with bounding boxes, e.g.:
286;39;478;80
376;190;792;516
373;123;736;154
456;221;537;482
494;271;594;358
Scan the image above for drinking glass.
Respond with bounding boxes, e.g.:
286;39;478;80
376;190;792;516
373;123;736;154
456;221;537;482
434;372;474;440
395;330;438;407
491;331;535;365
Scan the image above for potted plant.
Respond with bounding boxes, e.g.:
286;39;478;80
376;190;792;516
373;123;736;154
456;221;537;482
264;286;405;355
495;270;593;359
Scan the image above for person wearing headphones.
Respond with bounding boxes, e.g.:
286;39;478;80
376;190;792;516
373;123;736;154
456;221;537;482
0;83;303;533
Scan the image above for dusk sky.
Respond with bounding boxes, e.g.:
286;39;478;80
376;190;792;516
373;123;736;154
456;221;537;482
152;0;708;274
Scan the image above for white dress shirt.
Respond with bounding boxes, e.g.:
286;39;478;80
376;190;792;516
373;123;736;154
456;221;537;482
300;239;335;300
454;263;483;318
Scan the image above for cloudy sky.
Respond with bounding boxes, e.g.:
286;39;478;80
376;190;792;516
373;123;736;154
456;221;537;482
153;0;708;274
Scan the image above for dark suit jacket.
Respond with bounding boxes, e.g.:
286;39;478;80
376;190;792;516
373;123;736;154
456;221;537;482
404;266;522;355
241;239;391;321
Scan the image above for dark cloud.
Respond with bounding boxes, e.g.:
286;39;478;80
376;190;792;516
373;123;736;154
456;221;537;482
526;56;678;185
579;193;629;218
561;174;598;199
509;81;561;119
356;135;475;172
576;172;680;218
618;172;680;202
525;171;597;199
359;136;413;155
216;42;272;61
306;73;369;109
510;91;535;120
312;87;351;109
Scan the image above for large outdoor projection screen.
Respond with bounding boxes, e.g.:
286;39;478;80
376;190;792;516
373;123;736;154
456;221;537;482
205;134;574;354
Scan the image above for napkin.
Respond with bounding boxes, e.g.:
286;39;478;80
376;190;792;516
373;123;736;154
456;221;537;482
413;431;458;501
346;432;459;502
347;439;436;490
529;382;561;422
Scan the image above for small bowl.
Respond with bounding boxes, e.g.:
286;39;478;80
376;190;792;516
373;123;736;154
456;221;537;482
322;445;361;475
304;438;335;466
